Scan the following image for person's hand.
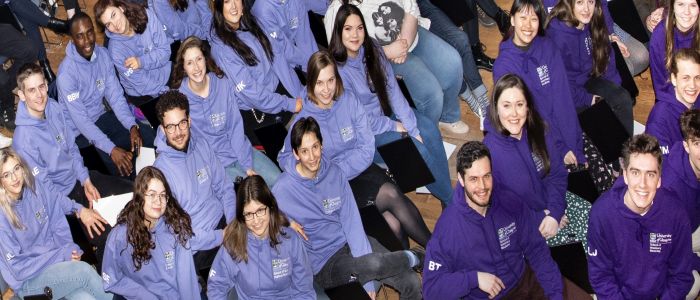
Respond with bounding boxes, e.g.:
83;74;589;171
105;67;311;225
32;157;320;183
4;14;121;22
560;215;570;229
78;208;108;238
83;178;101;203
564;150;578;166
2;286;14;300
383;39;408;59
539;215;559;239
390;53;407;64
294;97;303;113
646;7;664;32
477;272;505;299
125;56;141;70
367;291;376;300
610;35;630;58
130;125;143;154
290;220;308;241
395;121;407;133
71;250;82;261
110;147;134;176
245;169;258;177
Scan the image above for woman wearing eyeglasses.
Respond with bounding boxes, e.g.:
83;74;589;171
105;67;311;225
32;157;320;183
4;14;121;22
102;166;222;299
207;175;315;300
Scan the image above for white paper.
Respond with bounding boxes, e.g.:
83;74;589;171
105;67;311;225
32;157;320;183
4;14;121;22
417;141;457;194
135;147;156;175
93;193;133;226
634;121;645;135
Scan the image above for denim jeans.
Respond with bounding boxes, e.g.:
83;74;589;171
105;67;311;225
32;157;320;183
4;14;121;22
8;0;48;59
374;110;452;203
314;237;421;300
225;149;281;186
417;0;484;93
613;23;649;76
17;261;112;300
584;76;635;135
390;27;463;124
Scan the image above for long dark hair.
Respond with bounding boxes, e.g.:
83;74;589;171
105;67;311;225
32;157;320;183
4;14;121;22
223;175;289;263
507;0;546;39
546;0;610;77
330;4;392;116
170;36;226;88
170;0;188;11
664;0;700;72
94;0;148;34
116;166;193;271
211;0;273;66
489;74;551;175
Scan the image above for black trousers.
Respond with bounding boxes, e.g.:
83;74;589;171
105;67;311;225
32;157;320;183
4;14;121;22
0;23;38;112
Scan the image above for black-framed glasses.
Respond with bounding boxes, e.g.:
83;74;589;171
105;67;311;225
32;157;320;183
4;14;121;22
243;207;268;220
164;119;189;134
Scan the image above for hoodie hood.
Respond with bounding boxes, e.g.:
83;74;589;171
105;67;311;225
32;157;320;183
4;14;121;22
281;152;332;190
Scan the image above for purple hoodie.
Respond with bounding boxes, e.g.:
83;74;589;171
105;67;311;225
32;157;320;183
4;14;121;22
587;180;693;299
179;73;254;171
14;100;89;197
422;183;564;299
277;91;374;180
57;43;138;155
545;18;622;109
106;8;172;97
209;29;303;113
542;0;615;32
645;90;695;155
153;129;235;242
483;124;568;222
662;142;700;231
0;180;84;291
252;0;319;71
649;21;697;103
494;36;586;163
149;0;207;40
102;217;221;299
207;227;315;300
338;45;420;137
271;155;375;293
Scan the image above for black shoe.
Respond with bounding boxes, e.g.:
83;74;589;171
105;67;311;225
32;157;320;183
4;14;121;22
495;10;511;37
409;246;426;273
46;18;69;35
472;44;495;72
1;107;15;130
39;59;56;83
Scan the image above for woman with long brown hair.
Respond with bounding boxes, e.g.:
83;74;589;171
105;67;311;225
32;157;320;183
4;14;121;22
102;166;221;299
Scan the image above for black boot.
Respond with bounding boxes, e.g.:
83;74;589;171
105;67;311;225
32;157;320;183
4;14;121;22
39;59;56;83
495;10;511;37
46;18;69;35
471;43;495;72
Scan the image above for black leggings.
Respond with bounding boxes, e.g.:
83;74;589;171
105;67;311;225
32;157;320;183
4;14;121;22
375;183;432;248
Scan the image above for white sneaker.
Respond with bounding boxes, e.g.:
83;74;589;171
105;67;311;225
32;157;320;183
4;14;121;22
0;134;12;149
439;120;470;134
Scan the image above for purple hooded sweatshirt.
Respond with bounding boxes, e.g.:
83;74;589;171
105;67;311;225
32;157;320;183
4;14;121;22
0;180;84;291
252;0;319;71
207;227;315;300
422;183;564;299
271;155;375;293
105;8;172;97
587;181;693;299
149;0;208;40
662;142;700;231
179;73;254;171
209;29;303;113
645;89;695;155
494;35;586;163
649;20;697;103
546;18;622;110
277;91;374;180
57;43;138;155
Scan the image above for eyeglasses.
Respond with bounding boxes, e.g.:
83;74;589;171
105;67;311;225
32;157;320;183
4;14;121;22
163;119;189;134
243;207;268;220
144;192;169;204
1;164;23;181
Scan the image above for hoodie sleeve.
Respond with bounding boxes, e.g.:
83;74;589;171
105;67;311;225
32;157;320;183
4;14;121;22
587;207;625;299
207;247;239;300
332;96;375;180
44;183;83;259
276;116;299;173
520;208;564;300
0;229;69;285
660;210;694;299
543;132;568;222
138;11;173;71
58;72;116;154
103;55;138;132
254;2;317;71
546;25;594;109
549;45;586;163
645;105;673;155
150;0;202;41
422;227;479;299
226;90;254;171
209;143;237;223
339;176;375;293
102;230;159;300
649;24;672;101
65;119;91;184
382;54;420;137
289;231;316;299
190;228;224;251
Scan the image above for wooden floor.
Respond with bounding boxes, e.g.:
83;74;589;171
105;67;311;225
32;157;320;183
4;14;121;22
39;0;656;298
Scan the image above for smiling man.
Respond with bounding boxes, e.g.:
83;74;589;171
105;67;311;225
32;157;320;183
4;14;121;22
587;134;694;299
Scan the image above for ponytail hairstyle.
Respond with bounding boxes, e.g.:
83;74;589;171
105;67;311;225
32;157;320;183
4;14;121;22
211;0;274;66
489;74;551;176
664;0;700;72
330;4;392;116
0;148;35;230
171;36;225;88
94;0;148;34
546;0;610;77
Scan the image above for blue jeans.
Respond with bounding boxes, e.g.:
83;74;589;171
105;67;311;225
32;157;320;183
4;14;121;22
7;0;48;59
417;0;483;93
17;261;112;300
225;149;281;186
374;111;452;204
391;27;463;124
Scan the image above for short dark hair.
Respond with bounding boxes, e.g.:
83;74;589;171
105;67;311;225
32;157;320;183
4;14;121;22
456;141;491;177
67;11;93;35
621;134;662;171
155;90;190;124
290;117;323;153
681;109;700;141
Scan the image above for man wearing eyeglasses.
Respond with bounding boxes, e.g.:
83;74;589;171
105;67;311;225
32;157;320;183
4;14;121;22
152;90;235;275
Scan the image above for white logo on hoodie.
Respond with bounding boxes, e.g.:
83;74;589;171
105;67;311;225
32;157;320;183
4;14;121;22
5;252;14;261
236;81;246;92
66;92;80;102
